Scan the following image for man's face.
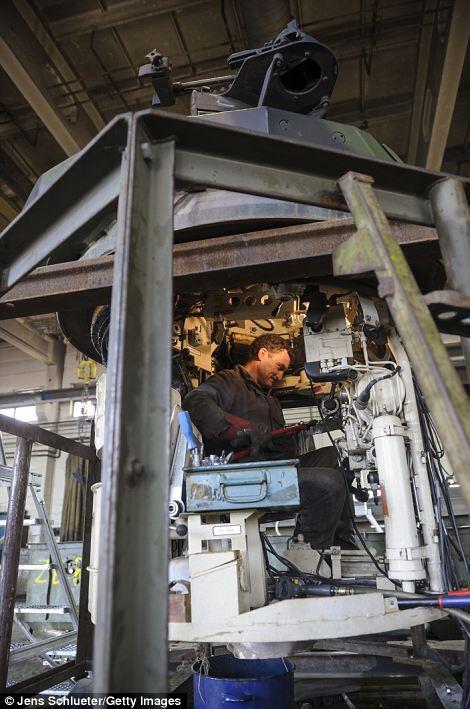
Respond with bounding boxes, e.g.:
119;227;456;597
257;347;291;389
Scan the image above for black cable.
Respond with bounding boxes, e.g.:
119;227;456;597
355;366;400;410
310;383;391;581
413;378;470;654
414;378;470;588
260;532;332;584
260;532;276;581
261;532;305;575
250;319;275;332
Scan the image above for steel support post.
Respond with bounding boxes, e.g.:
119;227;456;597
94;117;174;692
429;177;470;378
0;436;32;688
76;450;100;667
334;172;470;511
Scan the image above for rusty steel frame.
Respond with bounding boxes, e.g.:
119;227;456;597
0;110;467;301
0;416;96;690
0;110;468;693
0;413;94;460
334;171;470;510
0;219;439;320
0;437;32;688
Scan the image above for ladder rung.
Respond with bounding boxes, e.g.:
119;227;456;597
47;649;75;658
0;518;42;527
18;564;53;571
15;605;68;615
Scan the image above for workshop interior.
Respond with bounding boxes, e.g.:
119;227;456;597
0;0;468;706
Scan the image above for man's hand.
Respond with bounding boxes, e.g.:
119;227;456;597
230;423;273;457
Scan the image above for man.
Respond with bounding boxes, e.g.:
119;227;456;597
183;333;352;549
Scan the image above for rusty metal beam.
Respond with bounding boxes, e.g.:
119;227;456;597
0;256;114;319
0;436;32;688
0;219;439;319
0;413;95;460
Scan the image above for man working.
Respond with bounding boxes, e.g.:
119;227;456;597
183;333;353;549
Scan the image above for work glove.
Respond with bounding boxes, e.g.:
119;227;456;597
230;423;273;458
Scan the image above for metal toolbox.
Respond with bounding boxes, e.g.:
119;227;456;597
185;459;300;512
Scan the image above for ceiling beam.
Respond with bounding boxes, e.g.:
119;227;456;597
50;0;212;40
0;35;80;156
0;1;97;156
0;145;33;201
13;0;105;132
0;194;19;223
0;319;59;365
407;0;436;164
407;0;470;169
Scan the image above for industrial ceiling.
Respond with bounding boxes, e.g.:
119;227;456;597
0;0;468;232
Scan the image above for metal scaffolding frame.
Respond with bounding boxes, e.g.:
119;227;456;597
0;109;468;693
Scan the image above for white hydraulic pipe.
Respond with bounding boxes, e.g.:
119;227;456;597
372;414;426;589
388;335;444;592
365;508;384;534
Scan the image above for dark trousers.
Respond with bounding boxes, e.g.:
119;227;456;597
295;447;354;549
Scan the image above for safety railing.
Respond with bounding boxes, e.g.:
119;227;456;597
0;414;98;691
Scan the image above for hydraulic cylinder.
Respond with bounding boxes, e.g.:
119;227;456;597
372;414;426;591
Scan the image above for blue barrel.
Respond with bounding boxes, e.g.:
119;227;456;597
193;654;294;708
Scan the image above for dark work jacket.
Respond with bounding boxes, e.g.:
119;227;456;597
182;365;296;459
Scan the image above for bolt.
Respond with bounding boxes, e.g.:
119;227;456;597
140;142;154;163
128;458;145;485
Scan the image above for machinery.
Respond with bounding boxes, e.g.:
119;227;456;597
69;20;469;660
89;281;469;661
26;21;405;363
155;287;469;657
10;18;467;697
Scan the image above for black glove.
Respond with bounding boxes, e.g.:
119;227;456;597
229;429;252;451
230;423;273;457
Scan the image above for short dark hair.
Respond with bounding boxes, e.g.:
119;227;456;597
249;334;293;366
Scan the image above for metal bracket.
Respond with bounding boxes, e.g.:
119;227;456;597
424;289;470;337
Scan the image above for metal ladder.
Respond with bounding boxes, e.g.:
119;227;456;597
0;465;78;646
